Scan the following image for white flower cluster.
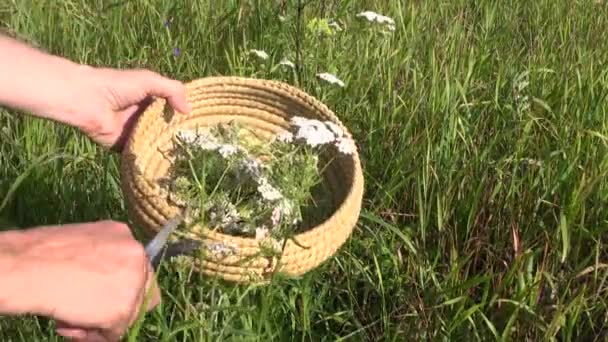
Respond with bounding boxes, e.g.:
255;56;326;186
255;226;269;240
281;116;356;155
235;154;284;202
171;122;321;250
356;11;396;31
249;49;269;60
328;19;342;32
176;130;241;157
205;242;237;257
257;178;283;201
317;73;345;87
279;58;295;69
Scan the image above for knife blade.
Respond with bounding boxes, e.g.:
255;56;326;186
144;213;185;269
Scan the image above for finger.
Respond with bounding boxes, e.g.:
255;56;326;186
141;258;161;311
55;319;110;342
55;326;108;342
56;325;87;340
111;99;153;152
133;70;191;114
146;271;162;311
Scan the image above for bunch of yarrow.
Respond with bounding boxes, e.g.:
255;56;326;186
160;117;356;255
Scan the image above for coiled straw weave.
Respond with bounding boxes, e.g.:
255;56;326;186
120;76;364;283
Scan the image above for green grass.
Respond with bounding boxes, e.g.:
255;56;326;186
2;0;608;340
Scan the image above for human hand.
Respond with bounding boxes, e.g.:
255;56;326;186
4;221;160;341
72;66;192;150
0;35;191;150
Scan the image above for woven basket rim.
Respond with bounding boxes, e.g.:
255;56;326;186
121;75;364;250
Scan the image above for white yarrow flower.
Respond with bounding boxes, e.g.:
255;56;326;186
291;116;315;127
324;121;344;137
279;199;294;217
279;58;295;69
176;130;197;143
356;11;395;26
240;157;264;178
290;116;355;154
255;227;269;241
276;131;294;143
206;242;237;257
257;178;283;201
249;49;269;60
317;72;345;87
177;130;220;150
328;19;342;32
218;144;238;157
292;117;336;147
270;207;282;227
208;201;240;229
296;125;335;147
335;137;356;155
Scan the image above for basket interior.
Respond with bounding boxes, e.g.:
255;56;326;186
126;79;358;242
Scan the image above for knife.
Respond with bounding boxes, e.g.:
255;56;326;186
144;212;202;269
144;214;185;269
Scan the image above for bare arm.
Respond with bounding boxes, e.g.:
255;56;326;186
0;230;41;315
0;34;89;128
0;33;190;148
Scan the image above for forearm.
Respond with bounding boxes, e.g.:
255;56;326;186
0;230;43;315
0;34;90;128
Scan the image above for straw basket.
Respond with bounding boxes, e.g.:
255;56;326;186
120;76;364;283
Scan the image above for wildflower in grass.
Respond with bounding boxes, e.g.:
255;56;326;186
163;18;172;27
173;47;181;57
356;11;396;31
328;19;343;32
249;49;269;60
317;72;345;87
279;58;295;69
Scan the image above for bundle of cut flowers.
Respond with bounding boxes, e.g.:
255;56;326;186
160;116;356;254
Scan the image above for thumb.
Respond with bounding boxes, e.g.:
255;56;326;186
56;323;108;342
56;320;116;342
56;320;86;339
56;325;88;340
130;70;192;114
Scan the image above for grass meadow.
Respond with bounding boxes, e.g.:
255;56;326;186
2;0;608;340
